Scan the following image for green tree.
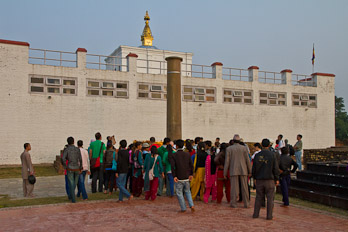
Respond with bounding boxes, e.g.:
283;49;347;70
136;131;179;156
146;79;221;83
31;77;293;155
335;96;348;141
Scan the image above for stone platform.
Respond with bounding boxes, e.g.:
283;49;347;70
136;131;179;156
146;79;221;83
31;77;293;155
288;162;348;210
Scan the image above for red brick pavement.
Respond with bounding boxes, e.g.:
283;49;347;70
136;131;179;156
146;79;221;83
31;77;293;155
0;197;347;232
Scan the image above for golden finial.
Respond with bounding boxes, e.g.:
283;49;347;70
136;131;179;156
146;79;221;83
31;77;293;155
141;11;154;47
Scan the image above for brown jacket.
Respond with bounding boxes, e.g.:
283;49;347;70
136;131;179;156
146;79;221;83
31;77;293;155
224;143;251;177
20;151;34;179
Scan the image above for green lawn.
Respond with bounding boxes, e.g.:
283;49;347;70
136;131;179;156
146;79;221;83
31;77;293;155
0;165;59;179
0;192;117;208
251;192;348;218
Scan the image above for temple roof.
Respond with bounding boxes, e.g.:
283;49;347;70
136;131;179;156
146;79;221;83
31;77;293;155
141;11;155;47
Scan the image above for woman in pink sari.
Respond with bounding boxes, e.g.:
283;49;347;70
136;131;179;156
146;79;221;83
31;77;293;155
204;146;218;203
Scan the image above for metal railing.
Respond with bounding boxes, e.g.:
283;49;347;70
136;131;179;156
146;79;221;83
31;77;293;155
222;67;250;81
258;71;283;84
86;54;127;71
136;59;167;75
189;64;213;78
29;48;77;67
292;74;316;87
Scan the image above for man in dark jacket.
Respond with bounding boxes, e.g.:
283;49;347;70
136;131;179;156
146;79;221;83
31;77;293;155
62;137;82;203
279;146;298;206
116;140;133;202
170;139;195;212
252;138;280;220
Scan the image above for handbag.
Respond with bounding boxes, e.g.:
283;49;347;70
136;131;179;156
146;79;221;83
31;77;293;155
91;142;104;169
112;151;117;171
148;155;158;181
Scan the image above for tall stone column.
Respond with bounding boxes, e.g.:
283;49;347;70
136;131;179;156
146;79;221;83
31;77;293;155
165;56;183;140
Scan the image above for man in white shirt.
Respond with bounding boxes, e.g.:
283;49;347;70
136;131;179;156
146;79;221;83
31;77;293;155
277;134;285;154
77;140;90;200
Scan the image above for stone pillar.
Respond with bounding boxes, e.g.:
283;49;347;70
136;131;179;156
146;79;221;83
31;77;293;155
165;56;183;140
126;53;138;73
211;62;223;79
248;66;259;82
281;69;293;85
76;48;87;68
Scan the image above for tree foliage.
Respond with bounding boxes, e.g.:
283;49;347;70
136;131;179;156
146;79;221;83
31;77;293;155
335;96;348;141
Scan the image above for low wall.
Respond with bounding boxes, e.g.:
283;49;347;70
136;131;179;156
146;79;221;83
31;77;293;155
303;147;348;169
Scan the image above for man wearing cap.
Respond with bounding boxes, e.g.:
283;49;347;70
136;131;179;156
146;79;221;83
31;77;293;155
224;134;252;208
20;143;35;197
142;142;151;160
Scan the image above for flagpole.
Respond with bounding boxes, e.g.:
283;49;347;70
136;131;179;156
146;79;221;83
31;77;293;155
312;43;315;74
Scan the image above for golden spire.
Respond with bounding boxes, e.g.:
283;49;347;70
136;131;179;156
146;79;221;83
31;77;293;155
141;11;154;47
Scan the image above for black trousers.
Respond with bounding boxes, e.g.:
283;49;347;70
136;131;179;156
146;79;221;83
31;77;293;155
104;170;116;193
91;164;104;193
253;179;275;219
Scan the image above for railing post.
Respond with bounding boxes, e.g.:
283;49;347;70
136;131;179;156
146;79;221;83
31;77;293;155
280;69;293;85
76;48;87;68
211;62;223;79
126;53;138;73
248;66;259;82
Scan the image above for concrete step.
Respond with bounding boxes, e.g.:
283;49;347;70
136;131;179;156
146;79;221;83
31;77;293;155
296;170;348;187
286;186;348;210
291;179;348;199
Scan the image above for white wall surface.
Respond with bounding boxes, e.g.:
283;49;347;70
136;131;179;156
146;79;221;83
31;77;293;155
0;42;335;164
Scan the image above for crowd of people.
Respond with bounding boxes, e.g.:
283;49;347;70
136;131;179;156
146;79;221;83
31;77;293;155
21;132;303;220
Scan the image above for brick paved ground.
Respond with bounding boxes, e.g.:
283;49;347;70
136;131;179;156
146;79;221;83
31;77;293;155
0;197;347;232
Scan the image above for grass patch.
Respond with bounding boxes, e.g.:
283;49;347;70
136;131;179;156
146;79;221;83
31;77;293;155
0;192;118;208
0;165;59;179
251;192;348;217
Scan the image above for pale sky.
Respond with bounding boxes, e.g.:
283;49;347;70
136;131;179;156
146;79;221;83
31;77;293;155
1;0;347;106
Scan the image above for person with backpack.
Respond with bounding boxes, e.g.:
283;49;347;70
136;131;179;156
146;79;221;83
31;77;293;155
143;146;164;201
103;141;117;195
62;137;82;203
131;142;144;197
116;140;133;202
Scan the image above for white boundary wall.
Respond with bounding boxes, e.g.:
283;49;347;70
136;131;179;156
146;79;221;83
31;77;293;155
0;41;335;164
